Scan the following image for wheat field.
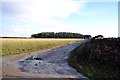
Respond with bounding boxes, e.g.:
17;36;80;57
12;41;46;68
0;38;81;56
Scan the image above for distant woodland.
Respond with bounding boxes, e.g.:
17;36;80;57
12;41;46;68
31;32;91;39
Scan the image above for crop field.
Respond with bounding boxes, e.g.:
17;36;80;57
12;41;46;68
0;38;81;56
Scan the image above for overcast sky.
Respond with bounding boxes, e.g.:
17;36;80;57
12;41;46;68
1;0;119;37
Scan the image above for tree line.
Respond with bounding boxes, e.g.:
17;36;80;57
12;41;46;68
31;32;91;39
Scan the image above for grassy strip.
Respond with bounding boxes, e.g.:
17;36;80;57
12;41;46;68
1;38;81;56
68;43;120;79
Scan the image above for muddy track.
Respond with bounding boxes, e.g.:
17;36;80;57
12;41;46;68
2;40;89;79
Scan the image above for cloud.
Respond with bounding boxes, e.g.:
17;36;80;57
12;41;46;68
2;0;85;24
2;0;117;37
1;0;86;36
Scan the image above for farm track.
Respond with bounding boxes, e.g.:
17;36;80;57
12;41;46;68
2;40;89;79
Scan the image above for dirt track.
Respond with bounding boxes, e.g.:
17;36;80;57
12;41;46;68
2;40;89;79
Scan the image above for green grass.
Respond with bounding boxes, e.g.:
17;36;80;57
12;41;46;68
1;38;81;56
68;43;120;79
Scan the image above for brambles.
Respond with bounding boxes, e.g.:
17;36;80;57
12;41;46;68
68;37;120;78
90;38;120;65
1;38;81;56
